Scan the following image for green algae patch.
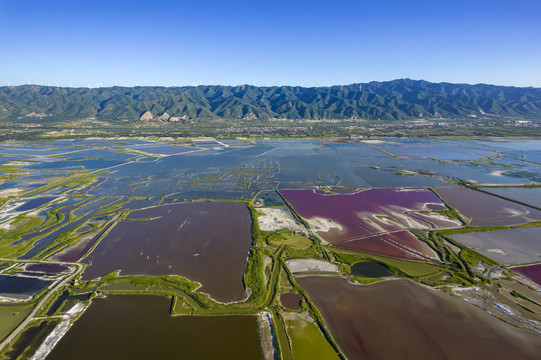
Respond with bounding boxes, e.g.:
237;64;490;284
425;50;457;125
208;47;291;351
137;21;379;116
0;305;32;342
283;312;340;360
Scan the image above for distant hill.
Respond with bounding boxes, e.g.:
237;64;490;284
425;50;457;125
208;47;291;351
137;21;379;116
1;79;540;122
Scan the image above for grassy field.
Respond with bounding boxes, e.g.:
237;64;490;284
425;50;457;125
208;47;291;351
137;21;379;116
0;305;33;342
267;231;312;250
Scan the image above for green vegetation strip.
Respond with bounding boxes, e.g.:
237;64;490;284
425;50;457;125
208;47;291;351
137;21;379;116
270;309;293;360
510;291;541;307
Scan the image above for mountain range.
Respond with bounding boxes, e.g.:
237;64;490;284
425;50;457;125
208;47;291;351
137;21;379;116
1;79;540;122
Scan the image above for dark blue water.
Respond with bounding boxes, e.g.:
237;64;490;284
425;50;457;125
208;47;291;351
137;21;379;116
14;197;57;211
0;275;52;296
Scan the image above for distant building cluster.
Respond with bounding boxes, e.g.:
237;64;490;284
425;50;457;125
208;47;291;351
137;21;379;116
20;112;52;119
222;126;310;134
505;120;538;127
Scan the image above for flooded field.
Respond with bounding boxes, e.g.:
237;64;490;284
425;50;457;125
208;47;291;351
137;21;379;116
434;187;541;226
376;142;496;160
82;202;253;302
297;276;541;359
2;139;536;205
511;264;541;286
449;227;541;265
46;295;262;360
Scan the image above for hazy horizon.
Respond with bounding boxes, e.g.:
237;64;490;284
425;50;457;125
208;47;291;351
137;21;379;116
4;78;541;90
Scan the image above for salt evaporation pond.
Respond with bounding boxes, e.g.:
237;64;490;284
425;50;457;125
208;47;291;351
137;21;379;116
449;227;541;265
280;188;456;261
0;275;52;300
512;264;541;287
47;295;262;360
376;142;495;160
434;187;541;226
13;197;57;212
26;159;126;171
282;312;340;360
280;292;302;311
481;187;541;209
297;276;541;359
82;202;253;303
281;188;457;243
26;139;533;202
126;144;196;155
25;263;70;274
336;230;439;262
65;149;136;161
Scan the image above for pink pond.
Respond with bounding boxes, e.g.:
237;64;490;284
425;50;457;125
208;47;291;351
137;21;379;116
280;188;457;261
511;264;541;287
336;230;438;262
434;187;541;227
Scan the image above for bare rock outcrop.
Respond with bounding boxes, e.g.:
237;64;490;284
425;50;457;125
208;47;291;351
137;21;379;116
158;112;171;121
140;111;155;121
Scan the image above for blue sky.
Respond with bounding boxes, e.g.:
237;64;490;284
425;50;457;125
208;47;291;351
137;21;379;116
1;0;540;87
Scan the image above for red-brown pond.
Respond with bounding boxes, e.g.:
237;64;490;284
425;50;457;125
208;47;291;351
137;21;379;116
434;187;541;227
280;292;302;310
81;202;253;303
46;295;262;360
297;276;541;359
